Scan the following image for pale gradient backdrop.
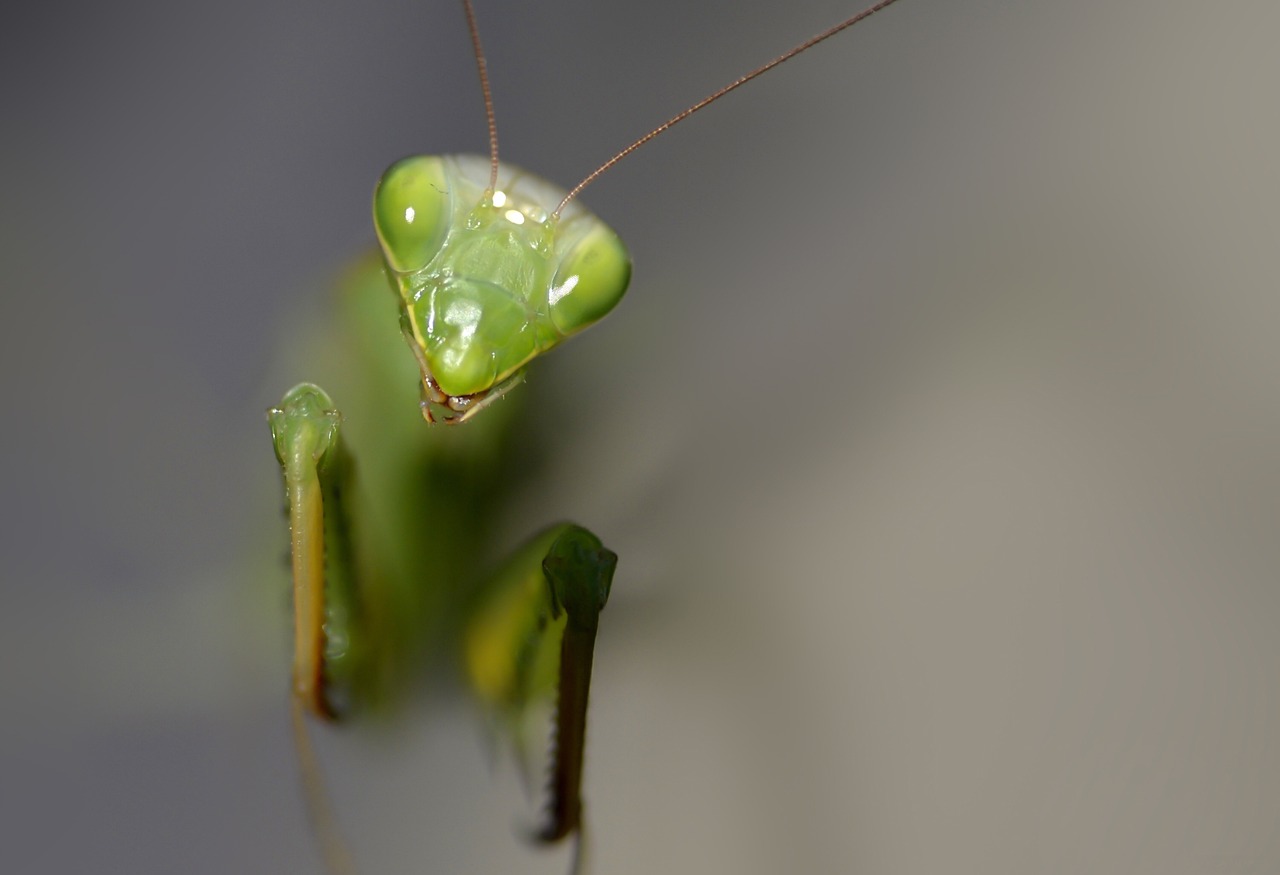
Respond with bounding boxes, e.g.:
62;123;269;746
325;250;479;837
2;1;1277;873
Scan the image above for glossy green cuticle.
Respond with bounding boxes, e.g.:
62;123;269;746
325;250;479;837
376;155;632;405
373;156;451;274
549;224;631;336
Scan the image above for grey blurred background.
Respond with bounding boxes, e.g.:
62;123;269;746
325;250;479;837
2;0;1277;872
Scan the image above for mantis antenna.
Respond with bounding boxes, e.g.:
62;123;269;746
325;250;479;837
554;0;906;217
462;0;500;190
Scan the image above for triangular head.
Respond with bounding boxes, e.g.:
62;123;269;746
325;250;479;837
373;155;631;423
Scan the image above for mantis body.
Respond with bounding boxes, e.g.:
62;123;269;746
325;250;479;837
268;0;904;871
269;153;626;871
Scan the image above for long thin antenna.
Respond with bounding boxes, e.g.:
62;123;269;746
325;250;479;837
555;0;905;216
462;0;500;190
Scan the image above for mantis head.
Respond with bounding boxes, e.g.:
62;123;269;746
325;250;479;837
373;155;631;423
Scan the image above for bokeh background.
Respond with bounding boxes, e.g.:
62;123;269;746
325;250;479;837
3;0;1277;872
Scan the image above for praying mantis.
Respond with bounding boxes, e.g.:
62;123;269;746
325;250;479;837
268;0;905;871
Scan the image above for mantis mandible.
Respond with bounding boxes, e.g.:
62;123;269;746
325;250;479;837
267;1;905;871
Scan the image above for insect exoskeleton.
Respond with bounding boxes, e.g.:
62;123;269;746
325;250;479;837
373;154;632;423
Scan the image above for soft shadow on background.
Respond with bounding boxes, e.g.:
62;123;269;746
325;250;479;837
2;1;1277;873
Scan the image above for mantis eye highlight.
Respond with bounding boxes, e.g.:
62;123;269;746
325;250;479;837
549;224;631;337
373;156;451;273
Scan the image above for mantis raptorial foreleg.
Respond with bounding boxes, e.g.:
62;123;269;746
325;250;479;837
466;524;615;858
269;376;616;870
268;383;354;720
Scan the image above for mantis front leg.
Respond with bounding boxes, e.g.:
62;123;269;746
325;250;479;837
268;383;362;721
268;382;616;873
466;524;616;864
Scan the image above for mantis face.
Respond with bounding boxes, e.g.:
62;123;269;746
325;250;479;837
373;154;632;423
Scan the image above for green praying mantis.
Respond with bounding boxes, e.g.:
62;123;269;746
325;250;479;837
267;0;905;871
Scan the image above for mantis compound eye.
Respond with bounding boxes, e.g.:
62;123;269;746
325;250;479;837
547;223;631;338
373;155;451;274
